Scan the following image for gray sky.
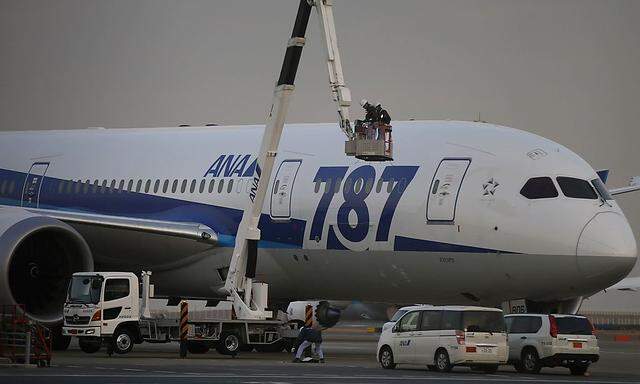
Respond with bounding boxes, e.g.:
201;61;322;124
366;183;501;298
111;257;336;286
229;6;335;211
1;0;639;279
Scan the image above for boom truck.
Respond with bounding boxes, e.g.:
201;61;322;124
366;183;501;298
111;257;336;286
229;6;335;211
63;0;388;355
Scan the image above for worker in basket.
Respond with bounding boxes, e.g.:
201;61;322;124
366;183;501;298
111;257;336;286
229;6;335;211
354;99;378;139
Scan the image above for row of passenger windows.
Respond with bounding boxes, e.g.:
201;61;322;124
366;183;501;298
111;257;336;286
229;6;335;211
314;177;407;194
56;178;242;195
520;176;612;200
0;180;17;196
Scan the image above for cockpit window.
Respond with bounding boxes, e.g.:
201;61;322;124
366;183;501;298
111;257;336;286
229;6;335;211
591;178;613;201
556;177;597;199
520;177;558;199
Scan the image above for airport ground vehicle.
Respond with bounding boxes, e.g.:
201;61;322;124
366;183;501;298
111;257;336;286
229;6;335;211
504;314;599;375
377;305;508;373
63;271;296;355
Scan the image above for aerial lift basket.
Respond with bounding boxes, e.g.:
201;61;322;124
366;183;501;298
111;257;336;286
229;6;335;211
345;122;393;161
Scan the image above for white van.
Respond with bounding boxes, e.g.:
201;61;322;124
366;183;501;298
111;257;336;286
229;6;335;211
377;305;508;373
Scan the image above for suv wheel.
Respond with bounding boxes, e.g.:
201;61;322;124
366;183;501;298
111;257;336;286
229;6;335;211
520;348;541;374
434;349;453;372
379;346;396;369
568;363;589;376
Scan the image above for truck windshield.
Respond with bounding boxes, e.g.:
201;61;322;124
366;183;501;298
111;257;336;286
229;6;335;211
67;276;102;304
461;311;506;333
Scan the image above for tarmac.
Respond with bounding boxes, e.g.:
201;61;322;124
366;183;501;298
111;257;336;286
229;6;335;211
2;327;640;384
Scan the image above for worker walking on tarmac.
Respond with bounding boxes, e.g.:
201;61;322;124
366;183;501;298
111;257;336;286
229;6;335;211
292;325;325;363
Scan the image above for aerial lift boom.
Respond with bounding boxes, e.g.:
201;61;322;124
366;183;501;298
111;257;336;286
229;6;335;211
221;0;387;320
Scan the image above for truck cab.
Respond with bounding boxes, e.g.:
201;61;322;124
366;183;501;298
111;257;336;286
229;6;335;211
63;272;141;354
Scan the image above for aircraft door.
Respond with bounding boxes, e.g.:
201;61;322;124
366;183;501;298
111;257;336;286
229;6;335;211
427;158;470;223
270;159;302;220
21;162;50;208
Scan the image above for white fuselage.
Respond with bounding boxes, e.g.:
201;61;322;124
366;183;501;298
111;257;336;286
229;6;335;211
0;121;636;307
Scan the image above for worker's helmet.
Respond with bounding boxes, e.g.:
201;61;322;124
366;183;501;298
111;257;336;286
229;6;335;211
360;99;369;107
375;102;382;107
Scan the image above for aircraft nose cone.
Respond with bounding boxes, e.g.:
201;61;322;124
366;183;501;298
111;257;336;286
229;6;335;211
577;212;637;281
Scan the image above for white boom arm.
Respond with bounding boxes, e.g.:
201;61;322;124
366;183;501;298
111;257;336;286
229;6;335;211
222;0;354;320
313;0;354;137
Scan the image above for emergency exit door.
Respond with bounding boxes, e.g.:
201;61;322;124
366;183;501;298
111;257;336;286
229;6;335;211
426;158;470;223
270;160;302;220
21;162;49;208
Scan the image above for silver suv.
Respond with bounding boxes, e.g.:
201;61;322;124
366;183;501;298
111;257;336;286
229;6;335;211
505;314;599;376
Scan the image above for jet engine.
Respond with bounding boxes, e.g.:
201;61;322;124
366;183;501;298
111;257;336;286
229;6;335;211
286;300;342;328
0;209;93;324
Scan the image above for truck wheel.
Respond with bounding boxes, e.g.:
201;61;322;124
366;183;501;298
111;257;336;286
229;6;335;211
112;328;134;354
216;332;242;355
186;341;210;354
520;348;541;374
79;337;101;353
434;348;453;372
568;363;589;376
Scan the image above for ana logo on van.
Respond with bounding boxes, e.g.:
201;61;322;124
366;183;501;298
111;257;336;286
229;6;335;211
204;154;257;178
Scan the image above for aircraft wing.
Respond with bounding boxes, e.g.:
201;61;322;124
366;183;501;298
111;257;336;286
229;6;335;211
22;207;218;245
606;277;640;292
610;176;640;196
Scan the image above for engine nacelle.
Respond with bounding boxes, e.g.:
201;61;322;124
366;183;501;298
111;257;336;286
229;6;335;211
287;300;342;328
0;209;93;324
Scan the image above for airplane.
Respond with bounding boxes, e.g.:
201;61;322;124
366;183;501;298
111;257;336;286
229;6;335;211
0;120;638;346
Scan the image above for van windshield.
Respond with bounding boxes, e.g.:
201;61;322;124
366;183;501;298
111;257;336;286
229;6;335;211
67;276;102;304
390;310;407;322
556;317;593;335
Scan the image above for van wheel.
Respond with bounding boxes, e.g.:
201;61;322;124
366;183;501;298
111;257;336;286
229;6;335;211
568;363;589;376
216;332;242;355
112;328;134;354
434;349;453;372
79;337;101;353
520;348;541;374
379;346;396;369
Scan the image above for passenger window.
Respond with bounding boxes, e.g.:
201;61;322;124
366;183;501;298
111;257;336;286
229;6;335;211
334;177;342;194
180;179;187;193
190;179;196;193
57;181;64;194
127;180;133;192
376;178;383;193
163;179;169;193
420;311;443;331
172;180;178;193
218;179;225;193
83;180;90;194
387;179;394;193
365;178;374;194
591;178;612;200
520;177;558;199
314;180;321;193
118;180;125;192
103;279;130;301
136;180;142;193
66;181;73;194
227;179;234;193
397;311;420;332
110;179;116;192
354;179;363;193
441;310;462;330
324;179;333;194
556;177;597;199
199;179;205;193
208;180;215;193
93;180;99;193
154;179;160;193
144;179;151;193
